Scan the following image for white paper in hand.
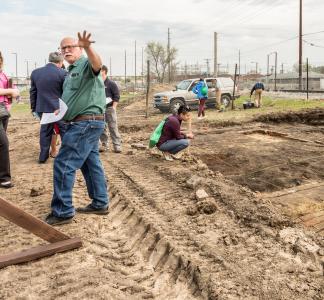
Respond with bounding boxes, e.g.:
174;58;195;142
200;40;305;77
106;97;113;105
40;99;68;125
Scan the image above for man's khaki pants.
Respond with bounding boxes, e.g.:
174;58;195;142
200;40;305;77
254;89;263;108
216;89;222;109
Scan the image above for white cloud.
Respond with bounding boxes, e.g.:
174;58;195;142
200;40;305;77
0;0;323;76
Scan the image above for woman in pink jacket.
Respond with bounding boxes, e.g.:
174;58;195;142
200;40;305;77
0;51;20;188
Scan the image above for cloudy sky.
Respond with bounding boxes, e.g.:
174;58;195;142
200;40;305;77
0;0;323;77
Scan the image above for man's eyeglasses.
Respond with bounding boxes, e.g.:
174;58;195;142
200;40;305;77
58;45;79;52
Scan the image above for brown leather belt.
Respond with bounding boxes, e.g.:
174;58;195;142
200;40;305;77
71;114;105;122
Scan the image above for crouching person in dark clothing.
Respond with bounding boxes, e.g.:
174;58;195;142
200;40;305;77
157;105;194;161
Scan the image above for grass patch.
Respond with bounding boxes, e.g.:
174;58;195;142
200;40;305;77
10;102;30;116
202;96;324;124
20;90;30;97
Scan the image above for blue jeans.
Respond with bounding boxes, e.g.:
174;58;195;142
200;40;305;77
51;120;108;218
158;139;189;154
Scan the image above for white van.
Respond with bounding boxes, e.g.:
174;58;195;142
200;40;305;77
153;77;239;113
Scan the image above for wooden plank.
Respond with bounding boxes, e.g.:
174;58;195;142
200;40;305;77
0;237;82;269
0;197;69;243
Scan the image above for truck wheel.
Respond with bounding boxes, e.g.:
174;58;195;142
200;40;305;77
170;99;185;113
221;95;232;108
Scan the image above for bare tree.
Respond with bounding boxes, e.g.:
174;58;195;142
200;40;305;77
146;41;178;83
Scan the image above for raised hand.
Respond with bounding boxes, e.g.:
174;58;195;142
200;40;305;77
77;30;95;49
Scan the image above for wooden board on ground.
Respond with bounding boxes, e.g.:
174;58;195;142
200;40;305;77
0;197;82;268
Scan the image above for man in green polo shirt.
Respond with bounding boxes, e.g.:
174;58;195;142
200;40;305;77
45;30;109;225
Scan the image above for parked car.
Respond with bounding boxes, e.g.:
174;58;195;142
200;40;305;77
153;77;239;113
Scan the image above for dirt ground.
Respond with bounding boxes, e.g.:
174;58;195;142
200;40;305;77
0;98;323;300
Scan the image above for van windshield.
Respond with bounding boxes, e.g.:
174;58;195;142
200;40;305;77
176;80;192;90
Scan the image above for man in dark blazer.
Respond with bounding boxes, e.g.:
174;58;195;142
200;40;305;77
30;52;67;163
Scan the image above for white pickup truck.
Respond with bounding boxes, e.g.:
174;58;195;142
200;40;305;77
153;77;239;113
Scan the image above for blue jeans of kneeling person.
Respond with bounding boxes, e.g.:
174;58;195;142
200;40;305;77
51;120;108;218
159;139;189;154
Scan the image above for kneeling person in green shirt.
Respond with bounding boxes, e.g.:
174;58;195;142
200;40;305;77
45;30;109;225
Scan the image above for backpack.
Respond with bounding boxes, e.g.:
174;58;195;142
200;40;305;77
149;118;167;148
201;85;208;96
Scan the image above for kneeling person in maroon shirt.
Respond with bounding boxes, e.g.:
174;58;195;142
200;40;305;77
157;105;194;160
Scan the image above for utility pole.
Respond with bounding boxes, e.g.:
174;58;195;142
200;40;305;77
306;57;309;100
124;50;127;90
217;63;221;75
299;0;303;90
109;56;112;78
267;54;270;86
12;52;18;80
205;59;211;76
25;60;29;79
238;49;241;76
251;61;258;74
184;61;188;79
34;62;37;69
167;28;171;83
141;46;144;88
281;63;284;74
274;51;278;91
134;40;137;90
145;60;150;118
214;32;218;76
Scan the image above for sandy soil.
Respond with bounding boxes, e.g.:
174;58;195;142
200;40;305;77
0;101;323;299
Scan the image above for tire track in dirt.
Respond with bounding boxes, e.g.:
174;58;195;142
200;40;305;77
0;193;200;300
103;153;324;299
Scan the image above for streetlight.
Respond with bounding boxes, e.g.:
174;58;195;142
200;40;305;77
267;52;278;91
251;61;258;74
25;60;29;84
11;52;18;80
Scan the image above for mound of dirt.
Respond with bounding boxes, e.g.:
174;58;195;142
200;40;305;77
254;108;324;125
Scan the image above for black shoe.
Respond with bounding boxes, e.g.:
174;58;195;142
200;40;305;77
99;144;109;153
45;213;73;225
38;160;47;164
0;182;14;189
76;204;109;215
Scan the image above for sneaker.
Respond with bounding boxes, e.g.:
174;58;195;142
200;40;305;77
45;213;73;226
172;152;183;160
76;204;109;215
163;152;174;161
113;148;122;153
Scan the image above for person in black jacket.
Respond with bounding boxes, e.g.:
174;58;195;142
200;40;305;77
30;52;67;163
99;65;122;153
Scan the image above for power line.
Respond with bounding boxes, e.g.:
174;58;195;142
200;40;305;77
217;0;284;31
303;39;324;49
302;30;324;37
